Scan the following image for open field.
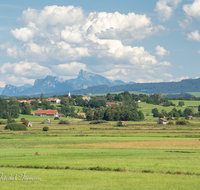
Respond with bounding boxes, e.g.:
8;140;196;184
1;115;200;189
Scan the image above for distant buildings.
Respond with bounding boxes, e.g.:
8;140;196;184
34;109;59;117
157;118;167;124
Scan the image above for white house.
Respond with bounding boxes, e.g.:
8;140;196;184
157;118;167;124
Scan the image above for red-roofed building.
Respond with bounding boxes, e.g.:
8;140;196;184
118;121;127;126
34;109;59;117
188;116;193;120
157;118;167;124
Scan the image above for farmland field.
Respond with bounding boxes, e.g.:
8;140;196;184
1;115;200;189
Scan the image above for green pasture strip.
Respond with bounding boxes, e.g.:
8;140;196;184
188;92;200;97
1;168;199;190
171;100;200;107
0;135;197;149
1;149;200;173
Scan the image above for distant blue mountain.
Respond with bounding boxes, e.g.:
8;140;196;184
1;70;128;96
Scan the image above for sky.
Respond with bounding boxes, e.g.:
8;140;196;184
0;0;200;88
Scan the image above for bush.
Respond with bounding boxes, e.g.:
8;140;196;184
8;119;16;124
43;126;49;131
167;121;174;125
0;120;7;125
58;120;70;125
41;121;45;124
176;119;189;125
4;123;27;131
54;117;60;120
20;118;25;122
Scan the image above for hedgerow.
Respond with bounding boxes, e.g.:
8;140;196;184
4;123;27;131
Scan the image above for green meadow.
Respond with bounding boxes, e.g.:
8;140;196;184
1;111;200;189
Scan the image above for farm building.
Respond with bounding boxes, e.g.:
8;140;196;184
188;116;193;120
34;109;59;117
157;118;167;124
169;117;175;120
118;121;127;126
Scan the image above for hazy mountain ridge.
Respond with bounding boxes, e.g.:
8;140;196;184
1;70;127;96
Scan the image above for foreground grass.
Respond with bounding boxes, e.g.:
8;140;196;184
1;168;200;190
1;119;200;189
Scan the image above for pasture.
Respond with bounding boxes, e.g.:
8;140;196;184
0;114;200;189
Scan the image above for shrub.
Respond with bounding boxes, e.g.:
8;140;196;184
54;117;60;120
58;120;69;125
4;123;27;131
41;121;45;124
43;126;49;131
20;118;25;122
176;119;189;125
8;119;16;124
0;120;7;125
167;121;174;125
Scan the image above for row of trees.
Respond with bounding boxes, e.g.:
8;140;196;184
152;107;194;118
85;106;144;121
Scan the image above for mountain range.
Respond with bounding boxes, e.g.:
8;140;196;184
1;70;127;96
2;69;200;97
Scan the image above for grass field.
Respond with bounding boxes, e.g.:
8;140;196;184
1;114;200;189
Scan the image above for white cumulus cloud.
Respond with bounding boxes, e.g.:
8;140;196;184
155;45;170;57
155;0;182;21
0;5;172;84
0;61;52;77
187;30;200;42
52;62;86;76
183;0;200;20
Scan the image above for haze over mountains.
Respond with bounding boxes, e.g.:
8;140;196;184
2;69;200;97
2;70;127;96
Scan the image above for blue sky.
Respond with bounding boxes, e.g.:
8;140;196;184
0;0;200;87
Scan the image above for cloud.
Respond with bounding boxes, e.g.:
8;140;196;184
0;5;171;85
155;45;170;57
178;16;193;29
169;76;189;82
179;65;184;69
162;73;173;78
187;30;200;42
183;0;200;20
0;61;52;77
0;75;35;87
52;62;86;76
0;5;166;63
155;0;182;21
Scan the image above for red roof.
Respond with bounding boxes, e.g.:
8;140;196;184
35;109;57;115
160;118;167;122
106;102;116;105
120;121;127;124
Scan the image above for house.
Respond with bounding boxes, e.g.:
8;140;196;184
46;98;61;104
21;120;32;127
188;116;193;120
106;102;116;106
45;119;50;123
169;117;175;120
82;97;91;101
34;109;59;117
159;102;164;106
58;114;64;117
18;100;32;105
118;121;127;126
157;118;167;124
27;122;32;127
